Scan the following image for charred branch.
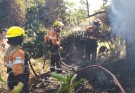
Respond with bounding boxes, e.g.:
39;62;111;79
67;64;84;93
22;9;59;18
76;65;126;93
86;11;107;18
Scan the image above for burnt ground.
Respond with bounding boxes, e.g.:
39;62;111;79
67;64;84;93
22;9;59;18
28;58;135;93
23;53;132;92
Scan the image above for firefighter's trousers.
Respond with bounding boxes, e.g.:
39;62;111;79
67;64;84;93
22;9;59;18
50;45;62;73
85;39;98;62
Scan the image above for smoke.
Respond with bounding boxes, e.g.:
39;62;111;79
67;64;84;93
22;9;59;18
110;0;135;41
110;0;135;59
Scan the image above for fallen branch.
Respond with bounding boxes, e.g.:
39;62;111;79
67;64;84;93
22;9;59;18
86;11;107;18
76;65;126;93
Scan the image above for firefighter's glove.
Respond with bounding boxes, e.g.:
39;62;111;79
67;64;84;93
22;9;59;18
56;41;60;46
58;46;63;52
10;82;24;93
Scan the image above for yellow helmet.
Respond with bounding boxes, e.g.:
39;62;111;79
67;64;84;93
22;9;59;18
53;21;64;27
6;26;25;38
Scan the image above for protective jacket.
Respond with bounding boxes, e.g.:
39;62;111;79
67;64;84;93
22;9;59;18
85;26;99;39
4;45;24;76
44;28;60;45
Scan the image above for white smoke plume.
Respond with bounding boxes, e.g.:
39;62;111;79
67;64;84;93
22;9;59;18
110;0;135;42
110;0;135;59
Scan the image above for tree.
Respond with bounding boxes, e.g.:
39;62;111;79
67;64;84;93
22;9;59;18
64;0;87;26
43;0;67;27
0;0;25;29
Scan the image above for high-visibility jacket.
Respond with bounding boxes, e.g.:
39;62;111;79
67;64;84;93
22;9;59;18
44;29;60;45
4;46;24;76
85;26;98;39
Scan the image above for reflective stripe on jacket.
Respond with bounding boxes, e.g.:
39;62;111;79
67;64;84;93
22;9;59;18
4;46;24;76
44;29;60;45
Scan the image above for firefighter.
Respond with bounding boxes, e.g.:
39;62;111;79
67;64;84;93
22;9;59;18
85;19;101;62
44;21;63;73
4;26;29;93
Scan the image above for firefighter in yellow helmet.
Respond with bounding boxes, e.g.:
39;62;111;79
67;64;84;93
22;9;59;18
44;21;63;73
4;26;29;93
